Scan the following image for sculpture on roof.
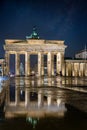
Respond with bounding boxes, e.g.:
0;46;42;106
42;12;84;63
26;27;40;39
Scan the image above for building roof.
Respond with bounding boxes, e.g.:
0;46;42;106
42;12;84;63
76;49;87;55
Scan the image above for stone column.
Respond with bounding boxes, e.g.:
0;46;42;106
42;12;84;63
5;86;10;106
80;63;84;76
74;63;76;76
48;78;52;86
71;63;73;76
72;63;74;76
47;52;52;77
81;63;84;76
37;78;42;86
74;63;79;76
38;90;43;107
52;54;54;76
41;54;44;76
84;63;87;76
25;88;30;107
5;52;10;75
65;63;68;76
77;63;79;76
56;52;61;75
15;53;20;76
62;63;65;76
68;63;72;76
15;88;19;106
25;52;30;76
61;52;65;76
79;63;81;77
78;63;80;77
47;94;52;106
56;52;64;74
38;52;43;76
83;63;85;76
57;99;61;107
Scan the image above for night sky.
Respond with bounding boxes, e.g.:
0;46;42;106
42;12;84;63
0;0;87;58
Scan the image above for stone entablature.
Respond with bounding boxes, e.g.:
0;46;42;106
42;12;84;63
4;39;66;52
65;59;87;63
5;39;65;45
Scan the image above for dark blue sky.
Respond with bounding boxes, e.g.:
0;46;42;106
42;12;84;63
0;0;87;58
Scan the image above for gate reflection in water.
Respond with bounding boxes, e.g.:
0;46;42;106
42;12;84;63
5;77;67;119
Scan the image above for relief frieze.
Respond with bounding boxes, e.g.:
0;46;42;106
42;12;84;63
5;44;65;52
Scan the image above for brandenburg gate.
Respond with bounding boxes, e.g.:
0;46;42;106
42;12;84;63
4;29;67;77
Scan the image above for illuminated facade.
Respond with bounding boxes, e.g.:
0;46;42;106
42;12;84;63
65;59;87;76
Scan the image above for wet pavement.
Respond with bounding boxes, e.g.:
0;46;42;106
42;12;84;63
0;76;87;130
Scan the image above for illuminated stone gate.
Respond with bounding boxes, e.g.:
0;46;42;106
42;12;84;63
4;28;87;77
4;39;67;76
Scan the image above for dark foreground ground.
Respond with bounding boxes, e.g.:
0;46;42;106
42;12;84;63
0;103;87;130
